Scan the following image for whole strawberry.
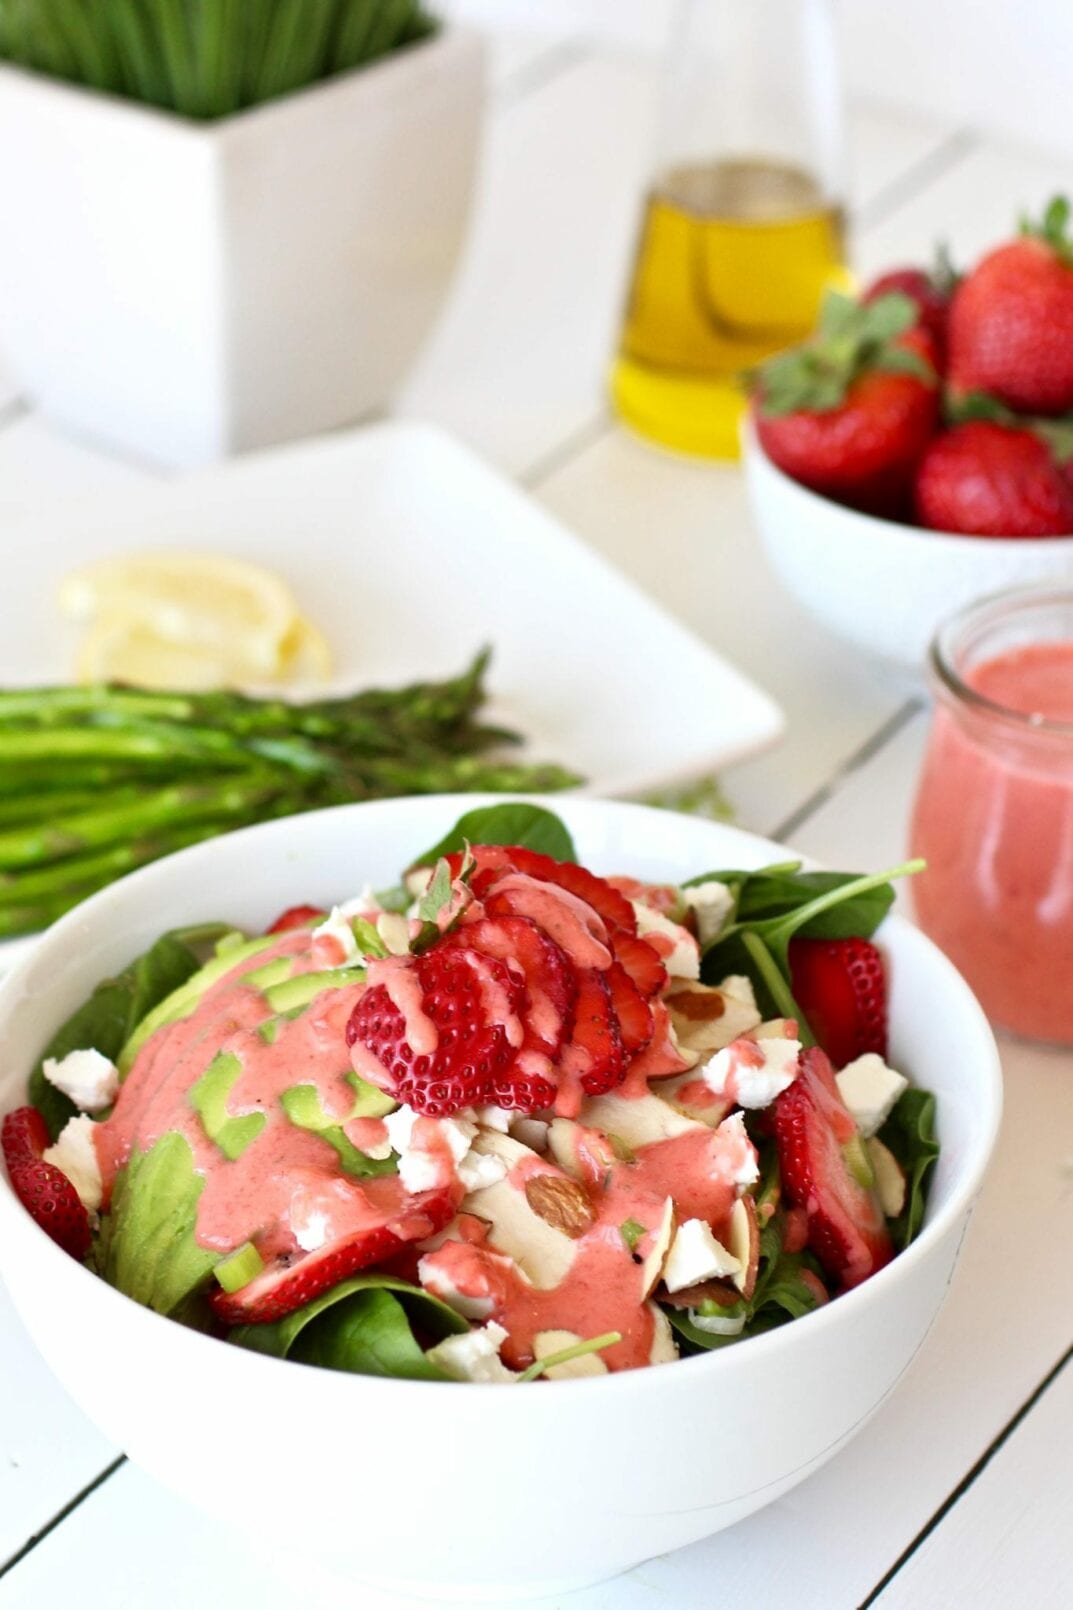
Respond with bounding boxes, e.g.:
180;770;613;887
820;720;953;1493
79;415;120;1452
949;196;1073;414
753;292;939;516
863;251;957;365
915;420;1073;537
2;1105;91;1260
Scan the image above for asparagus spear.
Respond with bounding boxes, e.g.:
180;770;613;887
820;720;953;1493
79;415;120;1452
0;650;581;933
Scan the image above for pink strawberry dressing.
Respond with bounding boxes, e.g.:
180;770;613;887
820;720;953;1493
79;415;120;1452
420;1120;755;1372
92;931;422;1261
912;639;1073;1042
487;874;612;969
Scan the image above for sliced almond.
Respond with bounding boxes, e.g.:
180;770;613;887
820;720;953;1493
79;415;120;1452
639;1197;677;1298
578;1091;704;1150
727;1196;760;1300
653;1070;733;1129
463;1132;577;1288
667;980;762;1058
867;1136;907;1218
532;1330;609;1380
660;1277;741;1311
510;1117;550;1153
669;987;727;1023
547;1117;615;1182
524;1174;595;1239
648;1301;679;1365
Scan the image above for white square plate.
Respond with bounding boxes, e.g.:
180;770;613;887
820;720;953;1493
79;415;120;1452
1;420;784;794
0;421;784;973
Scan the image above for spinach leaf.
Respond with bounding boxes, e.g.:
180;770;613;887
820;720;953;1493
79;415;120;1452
411;803;575;868
231;1273;467;1381
29;922;228;1141
746;1248;825;1333
877;1088;940;1251
700;862;919;1037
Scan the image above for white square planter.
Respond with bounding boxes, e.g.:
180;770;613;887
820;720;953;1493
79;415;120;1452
0;29;484;468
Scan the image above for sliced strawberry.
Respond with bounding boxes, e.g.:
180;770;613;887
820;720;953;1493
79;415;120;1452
503;848;637;934
449;915;576;1056
483;881;611;971
605;961;653;1055
445;914;577;1113
453;845;637;935
609;928;667;998
789;936;887;1068
346;947;527;1117
606;876;682;916
212;1181;457;1325
772;1048;892;1290
554;968;625;1114
267;904;326;934
2;1106;92;1261
2;1105;50;1166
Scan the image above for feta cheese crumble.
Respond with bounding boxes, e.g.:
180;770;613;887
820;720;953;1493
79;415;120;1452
384;1107;508;1196
702;1034;801;1109
42;1115;102;1213
715;1112;761;1190
663;1218;741;1292
836;1053;909;1138
41;1047;118;1114
682;880;734;947
311;906;359;965
630;902;700;980
425;1321;518;1383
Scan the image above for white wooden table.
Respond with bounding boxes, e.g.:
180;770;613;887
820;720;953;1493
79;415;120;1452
2;13;1072;1610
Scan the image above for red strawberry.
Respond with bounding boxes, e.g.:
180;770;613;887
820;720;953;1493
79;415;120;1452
788;936;887;1069
458;845;637;935
605;961;653;1054
753;292;939;516
445;914;577;1111
558;969;625;1110
267;904;326;934
2;1106;91;1261
949;197;1073;414
914;420;1073;537
606;876;682;915
346;947;527;1116
449;915;575;1056
212;1181;457;1325
772;1048;892;1289
609;928;667;999
863;257;956;364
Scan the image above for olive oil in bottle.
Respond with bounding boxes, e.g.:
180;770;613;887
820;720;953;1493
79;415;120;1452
612;158;850;459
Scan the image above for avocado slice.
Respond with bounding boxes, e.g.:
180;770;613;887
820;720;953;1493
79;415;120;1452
280;1079;397;1178
190;1050;265;1160
117;933;279;1075
262;965;365;1015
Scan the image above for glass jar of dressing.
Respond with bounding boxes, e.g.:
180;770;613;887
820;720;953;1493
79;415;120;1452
910;585;1073;1044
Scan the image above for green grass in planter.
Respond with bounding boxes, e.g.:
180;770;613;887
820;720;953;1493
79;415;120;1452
0;0;438;120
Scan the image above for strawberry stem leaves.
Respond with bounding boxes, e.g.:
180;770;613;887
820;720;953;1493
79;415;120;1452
753;292;932;418
1021;193;1073;261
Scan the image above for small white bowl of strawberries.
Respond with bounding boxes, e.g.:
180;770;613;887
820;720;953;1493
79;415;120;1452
743;197;1073;670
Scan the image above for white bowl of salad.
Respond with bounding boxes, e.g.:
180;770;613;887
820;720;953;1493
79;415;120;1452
0;795;1000;1597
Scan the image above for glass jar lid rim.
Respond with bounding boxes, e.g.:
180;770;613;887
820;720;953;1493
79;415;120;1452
931;582;1073;738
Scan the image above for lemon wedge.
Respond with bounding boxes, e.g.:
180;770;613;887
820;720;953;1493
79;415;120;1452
61;551;333;689
76;619;250;691
278;616;334;683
